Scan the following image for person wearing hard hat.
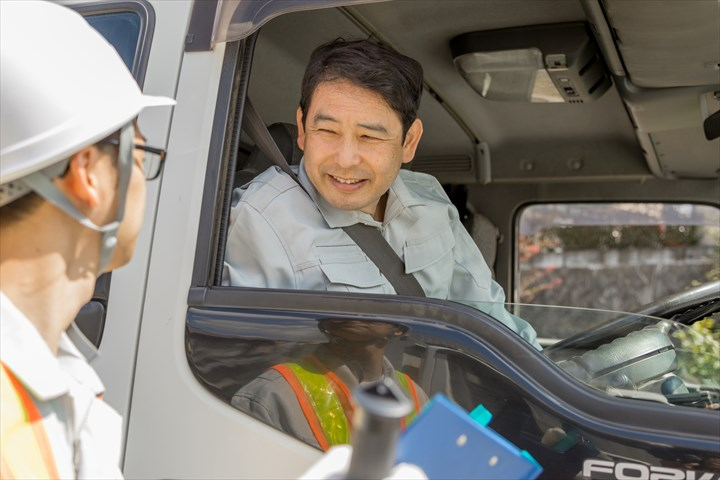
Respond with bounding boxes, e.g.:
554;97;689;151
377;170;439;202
0;1;174;478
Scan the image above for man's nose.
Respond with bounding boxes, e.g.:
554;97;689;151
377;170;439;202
335;135;361;167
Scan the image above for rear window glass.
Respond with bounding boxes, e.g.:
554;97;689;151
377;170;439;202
515;203;720;311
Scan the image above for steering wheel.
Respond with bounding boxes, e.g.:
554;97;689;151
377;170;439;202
545;280;720;357
554;320;677;391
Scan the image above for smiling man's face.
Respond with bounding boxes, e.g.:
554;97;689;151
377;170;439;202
297;80;422;221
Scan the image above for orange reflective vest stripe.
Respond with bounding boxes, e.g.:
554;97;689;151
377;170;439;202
395;371;421;428
272;356;421;451
0;362;60;480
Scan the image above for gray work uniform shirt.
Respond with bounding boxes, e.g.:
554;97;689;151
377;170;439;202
223;160;539;348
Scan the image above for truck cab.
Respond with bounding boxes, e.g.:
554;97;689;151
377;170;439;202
65;0;719;477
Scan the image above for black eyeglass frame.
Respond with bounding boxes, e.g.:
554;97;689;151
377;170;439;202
103;138;167;180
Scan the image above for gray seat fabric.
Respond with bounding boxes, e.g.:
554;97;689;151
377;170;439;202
235;122;302;190
466;211;500;276
445;185;500;277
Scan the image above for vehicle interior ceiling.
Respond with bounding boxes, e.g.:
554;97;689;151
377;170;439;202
241;0;720;295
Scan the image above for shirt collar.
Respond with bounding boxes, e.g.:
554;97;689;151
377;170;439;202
297;158;425;228
0;292;105;399
384;170;425;223
0;292;69;400
313;344;398;386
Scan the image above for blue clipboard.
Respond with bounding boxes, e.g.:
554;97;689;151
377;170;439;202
396;394;542;480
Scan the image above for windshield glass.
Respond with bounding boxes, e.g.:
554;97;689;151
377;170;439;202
461;300;720;410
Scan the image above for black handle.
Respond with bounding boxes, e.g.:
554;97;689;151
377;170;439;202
347;377;413;480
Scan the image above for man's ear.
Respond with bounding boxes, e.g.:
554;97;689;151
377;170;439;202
296;107;306;151
402;118;423;164
54;146;101;211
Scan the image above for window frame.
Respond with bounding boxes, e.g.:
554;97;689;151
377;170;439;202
70;0;156;347
68;0;155;86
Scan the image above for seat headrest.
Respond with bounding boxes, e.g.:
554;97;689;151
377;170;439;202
235;122;302;189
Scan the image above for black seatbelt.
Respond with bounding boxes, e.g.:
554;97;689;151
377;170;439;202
242;98;426;297
341;223;426;296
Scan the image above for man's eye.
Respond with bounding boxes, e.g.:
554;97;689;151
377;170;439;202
361;135;380;141
319;129;337;134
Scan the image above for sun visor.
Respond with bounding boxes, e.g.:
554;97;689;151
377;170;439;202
450;23;611;104
601;0;720;89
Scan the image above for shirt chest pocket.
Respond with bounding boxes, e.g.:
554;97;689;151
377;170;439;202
403;228;455;284
316;244;389;293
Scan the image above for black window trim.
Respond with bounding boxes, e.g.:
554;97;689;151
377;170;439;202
186;285;720;451
190;37;255;288
66;0;156;87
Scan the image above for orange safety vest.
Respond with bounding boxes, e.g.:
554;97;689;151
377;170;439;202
0;362;61;480
273;355;422;451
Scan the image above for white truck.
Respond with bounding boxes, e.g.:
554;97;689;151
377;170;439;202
65;0;720;478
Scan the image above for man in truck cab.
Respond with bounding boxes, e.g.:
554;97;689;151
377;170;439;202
223;38;540;349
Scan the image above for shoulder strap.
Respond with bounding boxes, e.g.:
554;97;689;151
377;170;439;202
242;98;426;297
242;99;298;180
342;224;426;296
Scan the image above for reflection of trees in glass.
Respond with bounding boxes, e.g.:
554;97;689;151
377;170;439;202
543;225;702;251
517;203;720;309
517;235;562;303
701;230;720;283
673;316;720;387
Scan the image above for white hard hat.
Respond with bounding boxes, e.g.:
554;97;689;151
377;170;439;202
0;0;175;190
0;0;175;273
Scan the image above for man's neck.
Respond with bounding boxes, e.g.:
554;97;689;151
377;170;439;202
0;209;99;354
325;340;387;381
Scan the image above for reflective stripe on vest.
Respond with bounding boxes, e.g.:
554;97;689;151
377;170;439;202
395;372;421;428
273;357;421;451
0;362;60;480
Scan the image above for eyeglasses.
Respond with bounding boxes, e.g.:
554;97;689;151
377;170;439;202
103;139;167;180
132;143;166;180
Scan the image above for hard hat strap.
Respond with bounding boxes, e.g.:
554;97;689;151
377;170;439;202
20;122;135;274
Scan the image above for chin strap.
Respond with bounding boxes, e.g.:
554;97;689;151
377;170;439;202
20;122;135;274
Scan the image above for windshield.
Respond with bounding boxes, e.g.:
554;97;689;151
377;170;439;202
511;303;719;410
452;299;719;410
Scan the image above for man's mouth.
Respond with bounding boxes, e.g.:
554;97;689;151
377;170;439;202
329;174;364;185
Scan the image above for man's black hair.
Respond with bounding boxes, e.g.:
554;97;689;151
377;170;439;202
299;38;424;138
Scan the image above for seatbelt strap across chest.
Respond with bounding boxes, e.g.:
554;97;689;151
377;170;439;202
242;98;426;297
341;224;426;296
